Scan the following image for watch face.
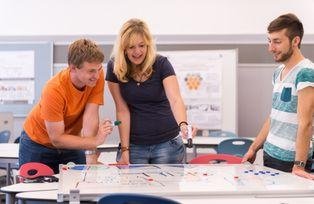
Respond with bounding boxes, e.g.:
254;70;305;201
294;160;306;167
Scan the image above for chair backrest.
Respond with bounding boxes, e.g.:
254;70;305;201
19;162;54;179
98;193;180;204
217;138;253;157
189;153;242;164
209;130;237;137
0;130;10;143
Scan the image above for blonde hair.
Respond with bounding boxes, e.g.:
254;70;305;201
111;18;156;82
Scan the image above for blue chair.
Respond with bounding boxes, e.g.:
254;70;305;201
98;193;180;204
209;130;237;137
217;138;253;157
0;130;10;143
205;130;237;153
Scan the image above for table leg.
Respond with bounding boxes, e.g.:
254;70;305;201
5;192;15;204
193;146;197;158
6;163;11;186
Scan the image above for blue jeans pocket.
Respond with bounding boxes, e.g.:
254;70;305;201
280;87;292;102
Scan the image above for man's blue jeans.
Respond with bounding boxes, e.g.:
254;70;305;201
19;130;86;173
117;135;185;164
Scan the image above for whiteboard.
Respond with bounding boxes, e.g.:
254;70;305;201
0;42;53;116
160;50;238;134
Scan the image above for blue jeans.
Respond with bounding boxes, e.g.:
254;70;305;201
19;130;86;173
263;151;312;172
117;135;185;164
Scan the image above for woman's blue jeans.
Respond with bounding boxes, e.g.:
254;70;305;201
117;135;185;164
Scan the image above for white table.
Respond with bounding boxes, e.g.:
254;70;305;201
1;182;57;204
57;164;314;202
0;143;118;186
13;163;314;204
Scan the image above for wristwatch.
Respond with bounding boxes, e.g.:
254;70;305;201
293;160;306;168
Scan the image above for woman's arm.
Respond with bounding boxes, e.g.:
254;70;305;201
107;81;131;164
163;75;197;138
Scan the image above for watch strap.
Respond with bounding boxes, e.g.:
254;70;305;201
293;160;306;168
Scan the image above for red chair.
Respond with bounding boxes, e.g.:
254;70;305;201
189;153;242;164
19;162;54;179
17;162;59;183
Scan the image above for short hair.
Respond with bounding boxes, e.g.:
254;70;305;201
111;18;156;82
67;39;104;68
267;13;304;48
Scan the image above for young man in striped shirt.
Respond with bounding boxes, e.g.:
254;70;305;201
242;13;314;180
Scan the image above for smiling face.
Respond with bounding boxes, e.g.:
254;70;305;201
70;62;103;89
267;28;297;63
125;34;147;67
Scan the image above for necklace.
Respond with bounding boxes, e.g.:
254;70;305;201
136;73;145;86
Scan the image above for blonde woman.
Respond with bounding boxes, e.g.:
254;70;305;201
106;18;197;164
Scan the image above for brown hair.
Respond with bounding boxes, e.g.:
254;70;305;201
68;39;104;68
268;13;304;48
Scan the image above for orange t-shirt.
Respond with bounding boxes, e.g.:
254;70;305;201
23;68;104;148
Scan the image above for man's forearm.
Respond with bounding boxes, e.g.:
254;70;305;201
294;122;313;162
250;118;270;152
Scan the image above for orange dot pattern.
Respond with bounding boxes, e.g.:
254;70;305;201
184;74;202;90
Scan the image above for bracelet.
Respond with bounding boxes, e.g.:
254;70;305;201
121;146;129;152
85;150;97;155
178;121;188;127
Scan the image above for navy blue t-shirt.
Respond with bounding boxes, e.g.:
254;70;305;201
106;55;179;145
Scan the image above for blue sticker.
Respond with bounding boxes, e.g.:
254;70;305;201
71;165;86;170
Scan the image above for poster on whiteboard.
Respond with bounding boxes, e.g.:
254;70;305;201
0;51;35;104
160;50;237;131
0;51;34;78
0;42;52;116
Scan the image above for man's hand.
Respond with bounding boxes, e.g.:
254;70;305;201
292;166;314;180
95;119;113;146
241;148;256;163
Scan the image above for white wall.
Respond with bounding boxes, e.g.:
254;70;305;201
0;0;313;36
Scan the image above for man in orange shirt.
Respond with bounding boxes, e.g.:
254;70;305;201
19;39;112;173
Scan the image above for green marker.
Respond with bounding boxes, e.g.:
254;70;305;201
113;120;121;126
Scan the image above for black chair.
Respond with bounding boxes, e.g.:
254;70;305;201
98;193;180;204
217;138;253;157
0;130;10;143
